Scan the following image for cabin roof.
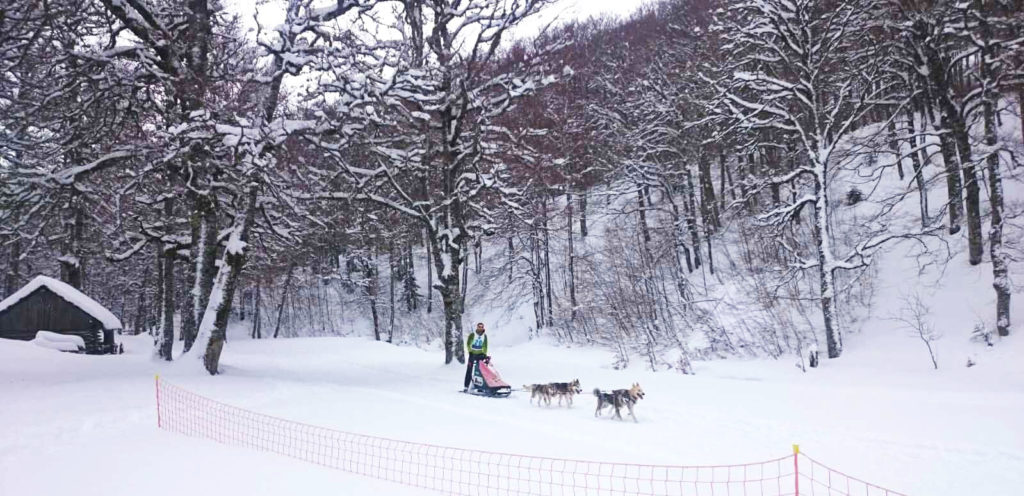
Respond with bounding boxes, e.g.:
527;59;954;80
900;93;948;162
0;275;123;329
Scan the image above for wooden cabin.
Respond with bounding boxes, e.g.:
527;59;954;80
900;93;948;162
0;275;122;354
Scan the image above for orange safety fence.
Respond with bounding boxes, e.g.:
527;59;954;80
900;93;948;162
155;376;907;496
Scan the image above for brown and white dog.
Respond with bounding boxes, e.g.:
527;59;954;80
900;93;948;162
523;384;552;406
593;383;645;422
547;379;583;407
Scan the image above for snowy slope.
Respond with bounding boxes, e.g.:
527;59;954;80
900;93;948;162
2;329;1022;496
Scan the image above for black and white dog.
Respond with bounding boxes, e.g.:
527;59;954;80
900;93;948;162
547;379;583;407
594;383;645;422
524;383;552;406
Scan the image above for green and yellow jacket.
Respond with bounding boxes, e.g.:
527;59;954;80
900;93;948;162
466;332;488;356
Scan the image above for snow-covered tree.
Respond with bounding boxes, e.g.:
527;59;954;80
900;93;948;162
951;0;1022;337
307;0;565;364
710;0;927;359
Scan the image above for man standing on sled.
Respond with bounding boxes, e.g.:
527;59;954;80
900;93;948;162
463;322;489;392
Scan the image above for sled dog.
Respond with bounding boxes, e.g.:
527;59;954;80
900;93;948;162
523;383;552;406
547;379;583;406
593;383;645;422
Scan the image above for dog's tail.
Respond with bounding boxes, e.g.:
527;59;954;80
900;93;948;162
593;388;601;396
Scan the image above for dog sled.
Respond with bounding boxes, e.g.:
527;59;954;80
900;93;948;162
465;358;512;398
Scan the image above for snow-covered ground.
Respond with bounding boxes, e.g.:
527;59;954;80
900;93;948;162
2;314;1022;495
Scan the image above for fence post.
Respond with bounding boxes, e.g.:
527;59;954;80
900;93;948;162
155;374;162;429
792;444;800;496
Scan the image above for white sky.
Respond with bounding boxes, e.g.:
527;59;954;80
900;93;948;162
519;0;654;37
227;0;653;96
233;0;653;39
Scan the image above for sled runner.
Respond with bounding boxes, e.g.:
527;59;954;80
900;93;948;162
464;358;512;398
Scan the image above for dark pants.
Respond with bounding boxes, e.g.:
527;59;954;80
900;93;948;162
464;354;486;388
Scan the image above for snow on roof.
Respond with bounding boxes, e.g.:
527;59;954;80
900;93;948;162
0;275;123;329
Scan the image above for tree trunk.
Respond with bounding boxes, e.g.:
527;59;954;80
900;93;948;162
186;205;201;344
724;153;737;202
473;240;481;274
637;186;651;244
507;236;514;284
460;242;470;307
404;242;418;312
762;146;781;206
365;251;381;341
925;43;982;261
989;140;1011;336
73;199;85;289
430;230;466;364
199;188;258;375
440;282;463;363
151;243;163;334
369;274;381;342
706;232;715;276
252;280;262;339
812;171;841;359
5;238;20;297
699;154;721;231
425;229;433;314
978;19;1010;336
136;265;149;335
668;194;692;300
927;100;965;235
887;115;905;180
410;243;418;311
389;247;396;343
157;197;176;360
684;171;702;269
908;104;930;227
567;190;578;329
787;143;802;226
159;244;175;360
579;192;588;237
531;223;545;332
542;198;553;328
239;288;246;321
719;152;730;213
983;110;1007;336
60;198;85;290
676;202;694;273
742;153;757;212
185;197;217;352
273;262;296;339
180;255;195;342
959;137;984;266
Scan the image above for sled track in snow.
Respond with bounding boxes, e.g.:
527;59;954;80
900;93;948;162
155;377;906;496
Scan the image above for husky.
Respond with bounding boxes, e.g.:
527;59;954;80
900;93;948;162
547;379;583;407
593;383;645;422
523;384;552;406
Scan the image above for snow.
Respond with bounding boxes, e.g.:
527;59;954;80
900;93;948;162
0;275;123;330
1;323;1022;496
29;331;85;352
193;264;229;361
224;228;248;256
